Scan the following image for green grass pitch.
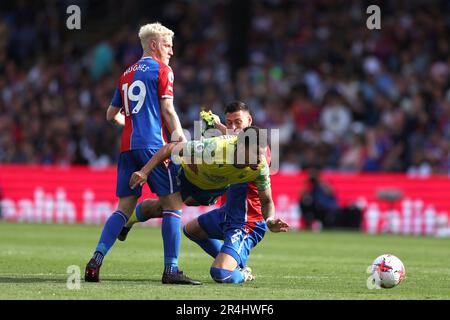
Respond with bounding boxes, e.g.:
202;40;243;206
0;221;449;300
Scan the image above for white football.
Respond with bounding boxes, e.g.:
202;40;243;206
371;254;405;288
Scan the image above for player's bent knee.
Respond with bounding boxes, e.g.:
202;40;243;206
210;267;244;284
212;252;239;270
210;267;233;283
141;199;163;219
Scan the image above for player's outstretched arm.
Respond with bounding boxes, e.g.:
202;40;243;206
259;187;290;233
129;141;185;189
160;98;186;142
106;105;125;127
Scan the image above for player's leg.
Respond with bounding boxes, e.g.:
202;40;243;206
119;169;227;240
210;223;266;284
210;252;246;283
128;199;163;225
87;196;138;268
143;150;201;285
117;161;219;240
185;215;249;283
158;192;183;273
183;209;224;258
118;198;162;241
85;151;141;282
158;192;200;284
92;195;138;259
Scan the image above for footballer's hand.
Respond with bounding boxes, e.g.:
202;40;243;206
129;171;147;189
211;113;221;125
210;112;227;133
266;218;290;233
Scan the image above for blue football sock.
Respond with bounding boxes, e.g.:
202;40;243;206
183;225;221;258
210;267;245;283
95;210;128;256
162;210;182;273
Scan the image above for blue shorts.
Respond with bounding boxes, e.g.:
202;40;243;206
178;169;228;206
117;149;180;197
197;208;267;268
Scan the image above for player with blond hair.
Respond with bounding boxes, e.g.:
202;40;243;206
84;22;201;285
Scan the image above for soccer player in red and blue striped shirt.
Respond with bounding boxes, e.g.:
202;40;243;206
85;22;200;285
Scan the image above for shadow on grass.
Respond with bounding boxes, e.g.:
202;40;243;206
100;278;161;284
0;277;64;284
0;277;161;284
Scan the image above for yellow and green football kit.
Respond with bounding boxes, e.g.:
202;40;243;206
175;135;270;205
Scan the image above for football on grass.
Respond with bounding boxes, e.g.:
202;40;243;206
371;254;406;289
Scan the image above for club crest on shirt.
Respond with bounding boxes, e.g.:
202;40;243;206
194;143;204;153
168;71;174;83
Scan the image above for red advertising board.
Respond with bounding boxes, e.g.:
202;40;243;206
1;165;450;236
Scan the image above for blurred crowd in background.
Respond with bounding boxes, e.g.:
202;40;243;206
1;0;450;175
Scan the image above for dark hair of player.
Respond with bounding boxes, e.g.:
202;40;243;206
224;101;250;114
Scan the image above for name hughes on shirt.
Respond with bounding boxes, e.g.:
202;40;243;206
123;63;150;76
